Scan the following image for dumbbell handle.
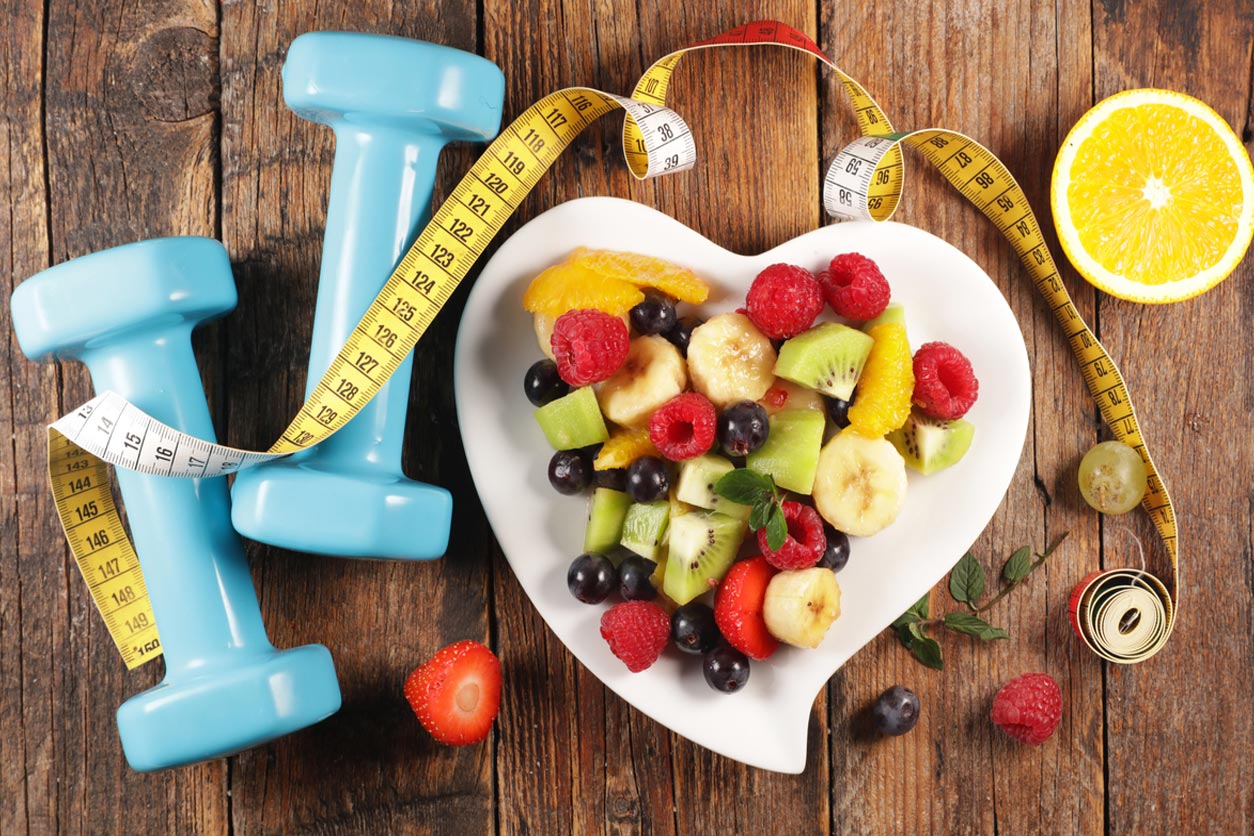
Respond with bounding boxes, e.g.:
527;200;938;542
300;127;448;472
81;324;271;670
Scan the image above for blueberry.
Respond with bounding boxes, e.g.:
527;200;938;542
817;526;850;572
630;296;678;336
703;644;750;693
524;359;570;406
872;685;920;735
826;395;853;429
595;468;629;492
665;316;704;356
619;555;658;601
548;449;592;495
671;602;721;654
718;401;770;457
626;456;669;502
567;553;617;604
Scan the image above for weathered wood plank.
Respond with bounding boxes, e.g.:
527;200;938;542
482;2;827;833
22;0;229;832
217;2;494;833
821;2;1104;834
0;3;54;834
1092;2;1254;834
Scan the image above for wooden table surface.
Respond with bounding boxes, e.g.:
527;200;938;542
3;1;1251;833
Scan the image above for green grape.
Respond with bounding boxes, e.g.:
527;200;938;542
1078;441;1147;514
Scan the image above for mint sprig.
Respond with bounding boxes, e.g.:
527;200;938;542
714;469;787;551
889;532;1070;670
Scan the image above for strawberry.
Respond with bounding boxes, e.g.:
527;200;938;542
714;556;780;660
404;640;501;746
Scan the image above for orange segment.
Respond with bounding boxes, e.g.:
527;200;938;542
1051;88;1254;303
594;427;658;470
523;262;644;317
848;323;913;438
568;247;710;304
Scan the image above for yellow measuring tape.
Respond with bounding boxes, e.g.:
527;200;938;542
45;20;1176;667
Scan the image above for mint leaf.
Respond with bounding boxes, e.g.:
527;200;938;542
908;633;944;670
892;594;931;647
907;593;930;620
1002;546;1032;583
948;552;986;605
749;500;773;532
943;612;1009;641
892;594;930;629
765;503;788;551
714;469;773;506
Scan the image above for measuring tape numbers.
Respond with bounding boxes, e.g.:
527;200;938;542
43;20;1177;667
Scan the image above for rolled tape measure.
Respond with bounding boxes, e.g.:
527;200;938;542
43;20;1177;667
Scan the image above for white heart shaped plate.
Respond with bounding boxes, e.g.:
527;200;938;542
453;197;1030;773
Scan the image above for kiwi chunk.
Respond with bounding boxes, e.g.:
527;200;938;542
863;302;905;332
534;386;609;450
887;408;975;475
774;322;874;400
747;408;826;494
620;501;670;560
584;488;631;554
675;454;751;520
664;510;749;605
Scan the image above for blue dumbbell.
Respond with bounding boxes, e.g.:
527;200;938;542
230;34;505;560
10;238;342;772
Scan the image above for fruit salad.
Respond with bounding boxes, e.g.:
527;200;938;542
522;247;980;693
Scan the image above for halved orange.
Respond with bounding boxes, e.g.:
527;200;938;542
1051;88;1254;303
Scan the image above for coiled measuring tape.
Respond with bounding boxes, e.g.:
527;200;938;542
44;19;1176;667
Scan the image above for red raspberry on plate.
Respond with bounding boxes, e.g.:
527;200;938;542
912;341;979;419
757;501;827;570
819;252;891;321
403;640;502;746
745;264;825;339
550;308;630;386
648;392;717;461
714;556;779;660
600;600;670;672
991;672;1062;745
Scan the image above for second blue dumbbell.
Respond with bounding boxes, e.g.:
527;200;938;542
231;34;505;559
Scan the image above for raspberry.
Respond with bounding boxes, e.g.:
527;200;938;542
758;501;826;570
745;264;824;339
551;308;630;386
648;392;717;461
911;341;979;420
991;673;1062;745
819;253;891;321
600;600;670;672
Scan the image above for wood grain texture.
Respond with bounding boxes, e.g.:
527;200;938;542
218;1;494;835
6;0;229;833
1;1;1252;834
821;3;1106;836
1091;1;1254;833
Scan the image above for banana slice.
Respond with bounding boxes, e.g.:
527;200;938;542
687;313;777;407
534;313;558;359
535;311;630;360
763;568;842;648
596;335;688;428
813;431;908;537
